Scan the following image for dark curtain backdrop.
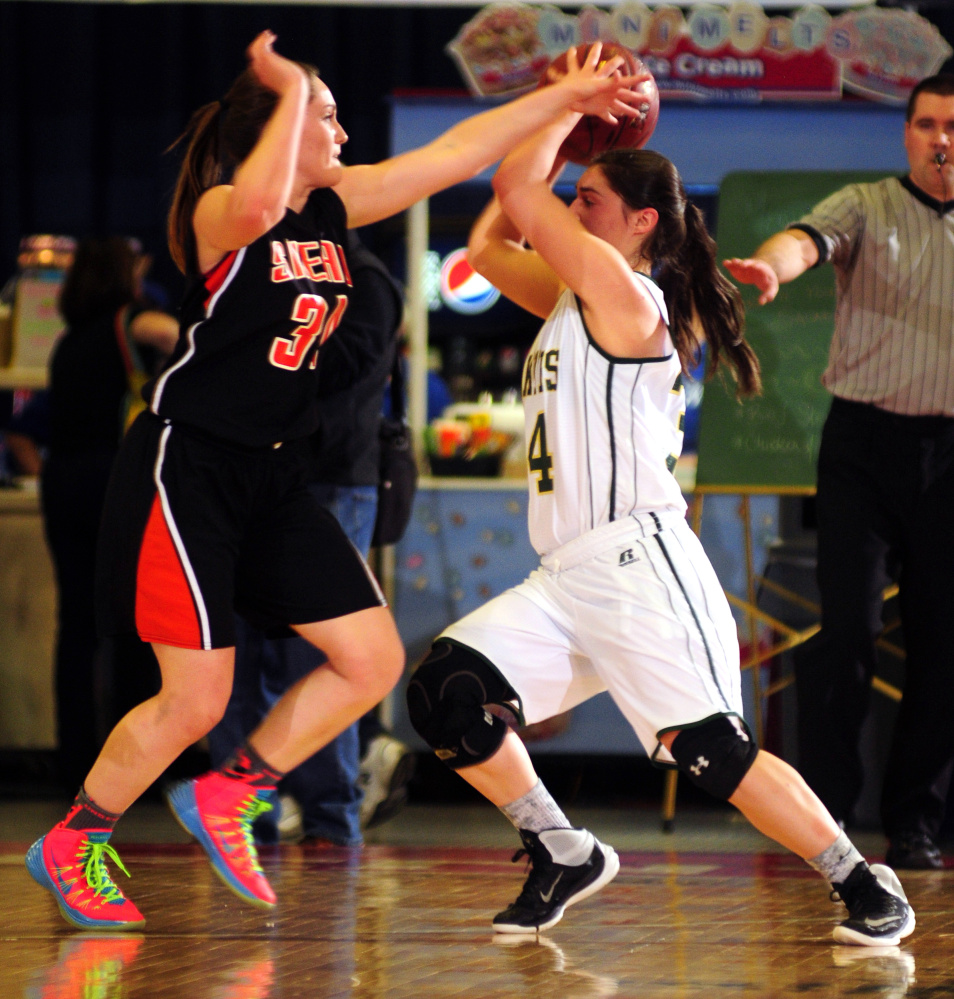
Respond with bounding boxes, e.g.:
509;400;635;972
0;2;482;300
2;2;953;302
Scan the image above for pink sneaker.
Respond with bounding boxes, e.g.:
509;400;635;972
166;773;276;907
25;824;145;930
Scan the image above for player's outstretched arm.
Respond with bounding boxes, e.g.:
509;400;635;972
337;43;642;228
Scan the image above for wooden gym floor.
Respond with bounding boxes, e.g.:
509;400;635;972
0;794;950;999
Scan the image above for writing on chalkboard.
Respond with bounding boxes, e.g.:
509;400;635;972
695;170;886;492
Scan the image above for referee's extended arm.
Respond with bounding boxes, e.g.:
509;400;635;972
723;229;820;305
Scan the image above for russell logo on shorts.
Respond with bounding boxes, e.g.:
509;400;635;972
618;549;640;567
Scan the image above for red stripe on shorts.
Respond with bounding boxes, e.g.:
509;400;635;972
136;494;202;648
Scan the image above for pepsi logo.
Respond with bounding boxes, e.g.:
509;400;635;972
439;248;500;315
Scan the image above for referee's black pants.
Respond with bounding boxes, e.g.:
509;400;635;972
794;397;954;840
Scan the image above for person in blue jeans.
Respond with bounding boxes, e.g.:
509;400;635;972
207;232;409;846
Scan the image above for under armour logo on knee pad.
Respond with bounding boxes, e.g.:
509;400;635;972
670;715;758;800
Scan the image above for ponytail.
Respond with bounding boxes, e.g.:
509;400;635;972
657;203;761;399
166;102;225;274
166;63;315;274
594;147;761;399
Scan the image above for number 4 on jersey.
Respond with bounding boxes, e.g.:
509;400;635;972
528;412;554;494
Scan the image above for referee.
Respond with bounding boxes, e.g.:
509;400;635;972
725;73;954;871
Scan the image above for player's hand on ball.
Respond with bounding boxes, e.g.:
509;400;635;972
551;44;635;122
565;45;652;124
539;43;660;165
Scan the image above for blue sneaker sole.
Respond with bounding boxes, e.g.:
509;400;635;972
25;836;145;931
165;780;275;909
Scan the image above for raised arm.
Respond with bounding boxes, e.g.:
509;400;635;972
192;32;310;267
489;110;661;357
336;44;643;228
723;228;820;305
467;189;564;320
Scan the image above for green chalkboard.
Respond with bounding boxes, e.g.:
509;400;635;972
695;170;885;492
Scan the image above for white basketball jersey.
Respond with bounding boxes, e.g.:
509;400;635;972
522;277;687;556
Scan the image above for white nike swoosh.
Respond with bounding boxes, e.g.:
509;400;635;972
540;872;563;903
864;916;901;927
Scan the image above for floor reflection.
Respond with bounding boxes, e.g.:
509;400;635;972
3;839;947;999
25;934;143;999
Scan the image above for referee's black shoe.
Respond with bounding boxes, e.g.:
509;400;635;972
492;828;619;934
885;832;943;871
831;862;915;946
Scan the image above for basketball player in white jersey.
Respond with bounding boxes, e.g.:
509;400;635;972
407;50;915;946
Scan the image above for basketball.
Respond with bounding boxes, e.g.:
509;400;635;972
539;43;659;166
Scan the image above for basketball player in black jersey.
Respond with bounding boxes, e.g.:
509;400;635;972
23;31;646;930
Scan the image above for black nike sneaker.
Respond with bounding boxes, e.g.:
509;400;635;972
831;862;915;946
492;828;620;934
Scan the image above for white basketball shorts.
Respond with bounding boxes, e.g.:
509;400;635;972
440;512;743;764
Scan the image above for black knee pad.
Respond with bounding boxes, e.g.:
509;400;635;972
670;714;758;800
406;640;522;771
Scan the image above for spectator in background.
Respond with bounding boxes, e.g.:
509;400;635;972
208;230;415;845
309;232;418;832
41;236;177;789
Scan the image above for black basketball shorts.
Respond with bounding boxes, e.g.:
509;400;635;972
95;413;385;650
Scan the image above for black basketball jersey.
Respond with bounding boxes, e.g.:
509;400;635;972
148;187;352;447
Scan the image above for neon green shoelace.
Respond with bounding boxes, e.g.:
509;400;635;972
236;794;274;873
81;841;131;903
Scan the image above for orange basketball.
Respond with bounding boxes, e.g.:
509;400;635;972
539;43;660;166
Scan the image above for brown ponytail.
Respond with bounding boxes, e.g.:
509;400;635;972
166;101;225;274
594;148;761;398
166;63;317;274
669;202;761;398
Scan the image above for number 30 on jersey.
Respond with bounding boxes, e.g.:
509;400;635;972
269;293;348;371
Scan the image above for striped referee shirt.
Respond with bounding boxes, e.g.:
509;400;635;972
790;177;954;416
